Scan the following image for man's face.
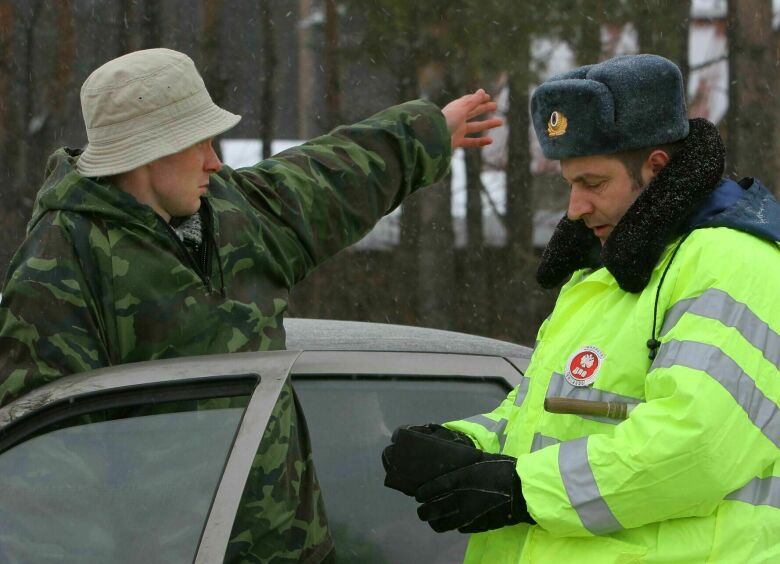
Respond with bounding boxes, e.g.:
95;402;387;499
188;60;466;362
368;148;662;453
561;154;644;245
145;138;222;221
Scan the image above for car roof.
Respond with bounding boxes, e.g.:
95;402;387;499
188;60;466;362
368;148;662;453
284;318;532;358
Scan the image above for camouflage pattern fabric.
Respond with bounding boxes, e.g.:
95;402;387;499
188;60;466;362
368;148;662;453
0;100;451;563
225;382;332;563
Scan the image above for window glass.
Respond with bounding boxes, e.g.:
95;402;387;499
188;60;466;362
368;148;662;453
294;377;509;564
0;397;248;564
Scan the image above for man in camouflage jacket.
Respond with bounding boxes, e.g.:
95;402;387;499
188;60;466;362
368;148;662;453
0;49;499;562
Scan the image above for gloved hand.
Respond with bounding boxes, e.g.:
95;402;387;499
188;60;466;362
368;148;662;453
415;453;535;533
382;424;480;496
401;423;475;446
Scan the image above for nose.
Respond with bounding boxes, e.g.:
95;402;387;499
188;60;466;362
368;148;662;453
205;144;222;173
567;185;593;221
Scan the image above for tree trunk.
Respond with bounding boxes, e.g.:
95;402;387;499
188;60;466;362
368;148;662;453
0;0;44;273
141;0;161;49
726;0;775;185
52;1;76;120
633;0;691;76
397;28;424;324
463;149;488;331
116;0;134;54
575;0;605;63
503;37;536;342
0;0;13;176
0;0;17;273
259;0;276;160
200;0;226;158
416;177;455;329
297;0;316;139
18;1;44;215
323;0;341;131
413;63;456;329
200;0;225;100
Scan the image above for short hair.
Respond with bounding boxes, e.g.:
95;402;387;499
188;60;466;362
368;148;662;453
611;140;684;186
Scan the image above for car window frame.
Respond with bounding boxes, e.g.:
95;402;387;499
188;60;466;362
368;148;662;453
0;350;302;564
290;350;526;386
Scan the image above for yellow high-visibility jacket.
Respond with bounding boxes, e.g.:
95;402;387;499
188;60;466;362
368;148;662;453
447;226;780;563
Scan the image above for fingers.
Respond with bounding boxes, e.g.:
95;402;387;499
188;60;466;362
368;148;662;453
390;424;410;442
454;88;489;105
451;91;496;119
381;444;394;472
406;423;436;436
454;118;503;149
465;118;503;135
457;505;504;534
466;100;498;120
456;137;494;149
442;89;493;117
415;471;458;503
417;495;464;533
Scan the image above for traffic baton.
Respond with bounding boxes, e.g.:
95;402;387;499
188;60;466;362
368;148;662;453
544;397;635;420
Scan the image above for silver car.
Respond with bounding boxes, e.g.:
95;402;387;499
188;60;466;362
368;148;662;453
0;319;531;563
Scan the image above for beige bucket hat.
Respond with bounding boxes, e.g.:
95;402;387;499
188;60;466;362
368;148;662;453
77;48;241;177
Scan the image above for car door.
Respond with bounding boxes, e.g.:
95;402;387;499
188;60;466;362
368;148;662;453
292;350;528;564
0;351;299;564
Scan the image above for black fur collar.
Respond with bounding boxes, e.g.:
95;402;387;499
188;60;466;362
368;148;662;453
536;118;725;293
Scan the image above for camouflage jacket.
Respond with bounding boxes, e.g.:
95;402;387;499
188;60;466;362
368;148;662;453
0;100;451;562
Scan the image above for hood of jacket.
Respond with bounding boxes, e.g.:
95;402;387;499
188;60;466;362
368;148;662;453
536;118;780;293
693;176;780;240
28;148;161;232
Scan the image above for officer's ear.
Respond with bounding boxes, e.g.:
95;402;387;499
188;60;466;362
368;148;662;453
642;149;671;184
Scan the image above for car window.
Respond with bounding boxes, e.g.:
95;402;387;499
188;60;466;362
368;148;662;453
294;376;510;564
0;396;249;564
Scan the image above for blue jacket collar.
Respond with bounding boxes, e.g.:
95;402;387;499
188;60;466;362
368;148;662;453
690;177;780;242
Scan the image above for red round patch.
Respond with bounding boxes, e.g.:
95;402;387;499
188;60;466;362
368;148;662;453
569;351;599;381
564;346;605;387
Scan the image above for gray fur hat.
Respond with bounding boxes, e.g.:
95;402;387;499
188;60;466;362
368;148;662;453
531;54;689;160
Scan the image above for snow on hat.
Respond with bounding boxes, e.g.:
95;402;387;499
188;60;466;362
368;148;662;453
76;48;241;177
531;54;689;160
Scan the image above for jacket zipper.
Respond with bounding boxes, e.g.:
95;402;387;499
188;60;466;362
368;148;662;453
161;217;213;293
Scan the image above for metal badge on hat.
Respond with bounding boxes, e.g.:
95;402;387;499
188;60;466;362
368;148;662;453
547;111;568;137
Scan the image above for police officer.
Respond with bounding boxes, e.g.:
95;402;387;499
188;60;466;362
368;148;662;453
384;54;780;562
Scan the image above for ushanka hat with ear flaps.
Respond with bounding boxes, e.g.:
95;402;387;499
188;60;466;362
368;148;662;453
531;54;689;159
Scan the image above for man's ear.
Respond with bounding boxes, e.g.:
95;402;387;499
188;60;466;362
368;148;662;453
642;149;671;183
648;149;670;174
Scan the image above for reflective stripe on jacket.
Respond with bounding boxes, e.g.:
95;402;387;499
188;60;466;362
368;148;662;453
447;226;780;563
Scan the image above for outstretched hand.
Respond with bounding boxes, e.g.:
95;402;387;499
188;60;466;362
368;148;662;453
442;89;503;149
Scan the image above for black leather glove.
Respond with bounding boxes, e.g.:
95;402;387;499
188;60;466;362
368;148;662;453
383;424;480;496
400;423;475;446
415;453;535;533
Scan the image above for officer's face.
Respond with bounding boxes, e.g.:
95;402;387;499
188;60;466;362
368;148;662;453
144;138;222;222
561;155;649;245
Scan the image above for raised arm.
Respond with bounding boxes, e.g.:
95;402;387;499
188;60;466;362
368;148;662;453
218;93;501;285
